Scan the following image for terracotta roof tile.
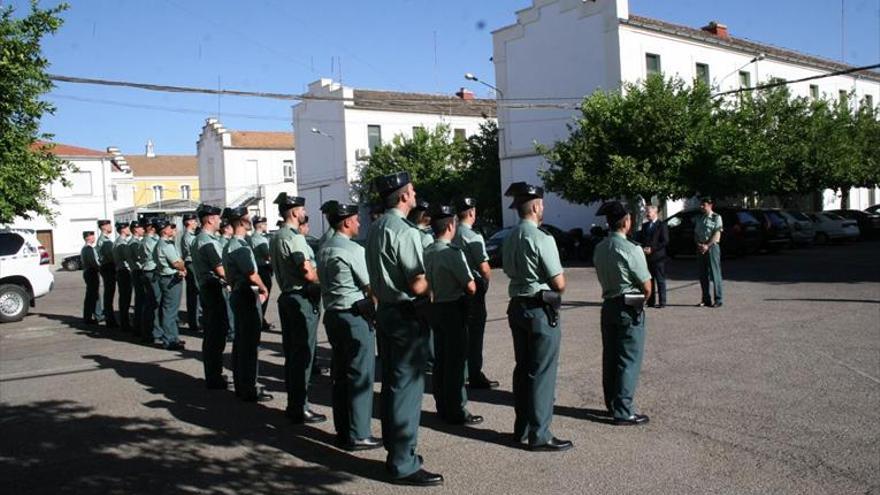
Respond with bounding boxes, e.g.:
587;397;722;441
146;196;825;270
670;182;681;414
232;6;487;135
228;131;295;149
125;155;197;177
352;89;497;118
32;142;109;158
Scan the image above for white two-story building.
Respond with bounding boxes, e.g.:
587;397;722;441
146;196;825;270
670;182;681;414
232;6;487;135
493;0;880;228
197;118;297;225
293;78;496;233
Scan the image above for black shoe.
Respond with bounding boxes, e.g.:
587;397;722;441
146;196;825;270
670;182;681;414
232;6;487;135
468;374;500;389
391;469;444;487
242;390;273;402
448;414;484;426
655;304;666;309
340;436;383;451
529;437;573;452
697;301;711;307
165;341;185;351
288;409;327;424
712;302;723;308
612;414;650;426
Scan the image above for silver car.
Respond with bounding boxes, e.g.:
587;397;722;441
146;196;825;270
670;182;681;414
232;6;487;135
808;212;859;244
781;211;815;246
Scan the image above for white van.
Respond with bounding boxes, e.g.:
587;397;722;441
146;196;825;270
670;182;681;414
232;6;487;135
0;228;55;322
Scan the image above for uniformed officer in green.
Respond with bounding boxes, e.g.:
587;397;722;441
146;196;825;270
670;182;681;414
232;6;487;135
153;219;186;350
126;221;146;337
219;218;235;339
593;201;652;425
453;197;499;389
81;231;102;324
318;202;382;452
270;192;326;424
318;200;339;251
424;204;480;425
113;222;133;332
366;172;443;486
248;215;273;330
222;207;272;402
139;219;161;343
191;204;230;390
502;182;572;452
408;200;434;249
96;219;118;328
180;213;200;333
695;197;723;307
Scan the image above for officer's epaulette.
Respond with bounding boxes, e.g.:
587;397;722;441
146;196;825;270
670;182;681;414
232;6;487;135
402;218;418;228
538;226;552;236
448;244;461;251
628;238;642;247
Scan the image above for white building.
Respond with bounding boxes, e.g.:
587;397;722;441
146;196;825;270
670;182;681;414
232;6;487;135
6;143;134;262
293;78;497;233
492;0;880;228
197;118;297;225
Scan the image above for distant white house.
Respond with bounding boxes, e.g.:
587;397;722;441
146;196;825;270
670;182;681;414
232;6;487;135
197;119;297;225
293;78;497;233
6;143;134;261
492;0;880;228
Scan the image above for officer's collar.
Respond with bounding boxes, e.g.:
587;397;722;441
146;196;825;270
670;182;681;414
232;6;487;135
610;231;627;239
335;232;351;240
388;207;406;218
436;238;451;244
520;219;539;228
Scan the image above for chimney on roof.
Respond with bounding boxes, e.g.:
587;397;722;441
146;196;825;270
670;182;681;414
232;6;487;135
701;21;729;39
455;88;475;100
145;139;155;158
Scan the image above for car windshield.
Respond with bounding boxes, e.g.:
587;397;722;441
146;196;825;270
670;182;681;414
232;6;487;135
736;211;759;224
787;211;810;221
823;213;844;221
765;211;787;225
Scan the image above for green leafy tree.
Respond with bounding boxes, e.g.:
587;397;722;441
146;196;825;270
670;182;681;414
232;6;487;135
0;1;69;223
462;120;501;226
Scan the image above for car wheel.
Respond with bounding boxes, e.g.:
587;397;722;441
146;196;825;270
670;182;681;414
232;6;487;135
63;260;77;271
0;284;30;323
815;232;828;245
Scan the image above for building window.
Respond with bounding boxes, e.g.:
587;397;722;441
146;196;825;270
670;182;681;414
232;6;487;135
453;128;467;142
111;185;118;201
865;94;874;109
695;63;710;85
283;160;295;182
645;53;661;75
809;85;819;99
738;71;751;88
367;125;382;152
180;184;191;200
152;185;164;202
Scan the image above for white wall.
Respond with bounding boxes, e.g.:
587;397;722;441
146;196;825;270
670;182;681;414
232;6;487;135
221;147;296;225
197;119;227;206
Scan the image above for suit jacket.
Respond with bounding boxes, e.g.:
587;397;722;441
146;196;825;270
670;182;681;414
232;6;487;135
637;220;669;263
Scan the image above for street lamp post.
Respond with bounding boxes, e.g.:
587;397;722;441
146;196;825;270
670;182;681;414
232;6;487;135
464;72;503;98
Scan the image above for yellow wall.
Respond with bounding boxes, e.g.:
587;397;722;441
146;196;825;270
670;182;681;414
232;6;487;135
132;178;200;206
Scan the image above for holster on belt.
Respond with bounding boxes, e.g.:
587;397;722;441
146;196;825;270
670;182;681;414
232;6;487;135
352;298;377;325
404;295;432;324
538;290;562;327
474;276;489;296
305;283;322;313
624;293;646;324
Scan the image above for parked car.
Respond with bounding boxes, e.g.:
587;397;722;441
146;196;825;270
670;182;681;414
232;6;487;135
485;223;574;267
865;204;880;214
746;209;792;252
780;210;815;246
826;209;880;239
0;228;54;322
666;207;762;257
485;226;510;267
807;212;859;244
62;253;83;271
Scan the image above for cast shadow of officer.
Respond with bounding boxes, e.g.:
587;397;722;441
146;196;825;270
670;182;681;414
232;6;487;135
466;387;616;425
83;354;387;483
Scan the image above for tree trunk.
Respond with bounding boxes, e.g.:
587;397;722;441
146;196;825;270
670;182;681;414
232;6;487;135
840;187;850;210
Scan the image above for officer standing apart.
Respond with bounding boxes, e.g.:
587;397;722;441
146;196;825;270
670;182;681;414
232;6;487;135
424;204;481;425
96;219;118;328
139;219;161;343
191;204;230;390
222;207;272;402
695;197;723;308
593;201;652;425
366;172;443;486
317;202;382;452
80;231;102;324
181;213;200;333
271;193;326;424
636;205;669;308
502;182;572;451
113;222;133;332
153;219;186;350
248;215;273;330
453;197;498;389
126;221;146;337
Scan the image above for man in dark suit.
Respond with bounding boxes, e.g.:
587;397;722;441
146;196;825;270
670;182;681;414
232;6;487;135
636;205;668;308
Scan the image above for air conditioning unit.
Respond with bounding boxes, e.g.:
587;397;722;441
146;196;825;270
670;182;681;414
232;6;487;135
354;148;370;161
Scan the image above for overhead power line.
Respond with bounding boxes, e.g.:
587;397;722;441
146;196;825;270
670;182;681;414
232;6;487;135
712;63;880;97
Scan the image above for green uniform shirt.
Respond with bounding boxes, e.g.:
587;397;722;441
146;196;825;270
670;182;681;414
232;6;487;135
318;228;335;251
81;244;99;270
113;236;130;271
593;232;652;300
453;222;489;279
97;233;114;265
223;236;257;290
365;208;425;304
154;238;181;276
317;231;370;310
219;236;230;251
417;227;433;250
126;236;143;271
180;230;196;263
424;239;473;303
502;219;563;298
140;234;159;272
270;224;315;293
694;212;724;244
191;231;223;287
247;231;272;267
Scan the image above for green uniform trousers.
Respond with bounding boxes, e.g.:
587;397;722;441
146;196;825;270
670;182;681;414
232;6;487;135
600;297;646;419
698;244;723;305
156;274;182;345
325;309;376;442
82;268;101;322
116;268;132;331
507;298;560;446
430;300;469;421
130;270;145;335
467;283;488;381
376;302;430;479
199;279;230;387
140;271;160;342
230;286;263;399
278;291;320;415
184;264;200;331
100;264;117;326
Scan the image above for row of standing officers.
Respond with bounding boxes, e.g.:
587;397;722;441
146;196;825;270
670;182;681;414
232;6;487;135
80;171;661;487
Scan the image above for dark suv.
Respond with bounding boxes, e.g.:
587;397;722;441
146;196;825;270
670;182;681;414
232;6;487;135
666;207;762;257
747;209;792;252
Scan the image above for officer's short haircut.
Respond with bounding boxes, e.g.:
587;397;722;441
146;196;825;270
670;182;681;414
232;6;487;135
383;184;408;209
612;214;629;231
431;217;454;236
516;198;540;218
456;209;472;220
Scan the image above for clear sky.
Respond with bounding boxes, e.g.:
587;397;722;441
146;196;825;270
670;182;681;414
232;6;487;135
9;0;880;155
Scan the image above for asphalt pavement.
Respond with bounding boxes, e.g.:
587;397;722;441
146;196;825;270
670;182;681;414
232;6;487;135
1;240;878;494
